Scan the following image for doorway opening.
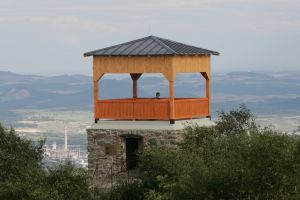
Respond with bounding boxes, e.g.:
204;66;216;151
125;137;142;170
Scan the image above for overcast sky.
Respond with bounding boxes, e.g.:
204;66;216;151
0;0;299;75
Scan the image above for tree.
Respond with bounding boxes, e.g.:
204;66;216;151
215;104;257;135
99;181;145;200
43;163;93;200
0;123;93;200
136;106;300;199
0;123;45;200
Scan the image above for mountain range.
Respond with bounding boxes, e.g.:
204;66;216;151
1;70;300;121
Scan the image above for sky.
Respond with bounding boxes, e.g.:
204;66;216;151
0;0;299;75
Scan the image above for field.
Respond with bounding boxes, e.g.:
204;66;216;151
10;109;93;150
7;108;300;153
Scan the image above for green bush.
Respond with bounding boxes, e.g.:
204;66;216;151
44;163;92;200
137;106;300;199
100;181;144;200
0;123;93;200
0;124;45;200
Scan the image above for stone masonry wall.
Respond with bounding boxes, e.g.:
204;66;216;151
87;128;184;187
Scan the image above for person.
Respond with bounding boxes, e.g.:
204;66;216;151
156;92;160;99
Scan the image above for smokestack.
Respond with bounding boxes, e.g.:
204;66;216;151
64;125;68;150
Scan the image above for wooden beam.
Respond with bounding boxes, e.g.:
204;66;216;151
172;55;211;78
200;72;209;80
93;56;173;80
93;55;211;81
130;73;142;98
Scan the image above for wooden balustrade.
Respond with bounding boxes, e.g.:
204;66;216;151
95;98;209;120
174;98;209;119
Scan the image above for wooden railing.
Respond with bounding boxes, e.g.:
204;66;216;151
174;98;209;119
96;98;169;120
95;98;209;120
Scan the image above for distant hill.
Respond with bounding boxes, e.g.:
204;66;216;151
1;70;300;121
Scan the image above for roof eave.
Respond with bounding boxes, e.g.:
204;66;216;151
84;52;220;57
83;52;93;57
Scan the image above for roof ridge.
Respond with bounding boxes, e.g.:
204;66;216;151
150;36;176;54
153;36;219;55
154;36;195;48
125;38;150;55
137;38;158;55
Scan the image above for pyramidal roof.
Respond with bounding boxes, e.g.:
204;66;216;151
84;35;219;57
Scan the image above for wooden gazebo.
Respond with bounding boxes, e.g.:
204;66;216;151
84;36;219;124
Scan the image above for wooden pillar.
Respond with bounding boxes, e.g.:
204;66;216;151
201;72;211;118
133;79;138;98
94;80;99;123
130;73;142;98
206;78;211;118
169;80;175;124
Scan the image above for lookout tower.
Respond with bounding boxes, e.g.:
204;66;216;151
84;36;219;187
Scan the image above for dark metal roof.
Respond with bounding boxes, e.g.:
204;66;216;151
84;36;219;57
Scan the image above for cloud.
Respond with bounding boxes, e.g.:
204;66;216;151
0;0;299;74
55;0;300;12
0;15;117;34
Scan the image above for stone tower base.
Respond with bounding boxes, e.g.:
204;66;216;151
87;118;215;188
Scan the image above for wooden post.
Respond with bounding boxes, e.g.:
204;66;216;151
206;78;211;118
169;80;175;124
133;79;138;98
201;72;211;119
130;73;142;98
94;80;99;123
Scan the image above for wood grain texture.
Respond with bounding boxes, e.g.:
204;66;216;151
174;98;209;119
93;55;211;81
172;55;211;79
93;56;173;81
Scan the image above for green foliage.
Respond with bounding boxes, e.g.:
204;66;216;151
215;104;258;135
100;181;144;200
0;123;45;200
43;163;92;200
0;123;93;200
135;106;300;199
2;105;300;199
138;147;178;190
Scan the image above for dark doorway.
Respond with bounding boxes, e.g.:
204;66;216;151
126;137;140;170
